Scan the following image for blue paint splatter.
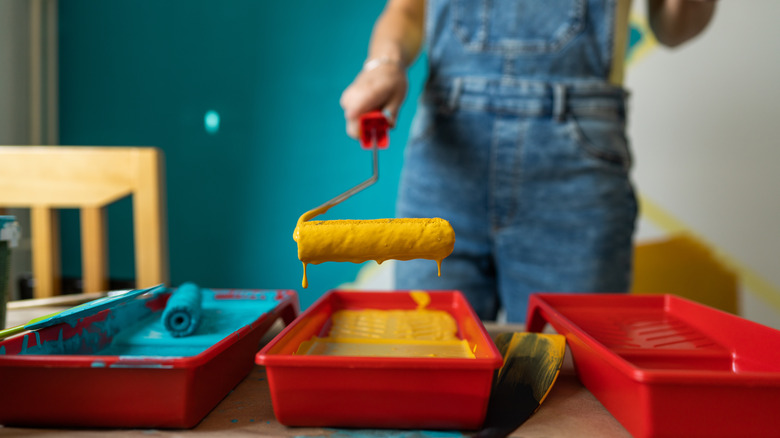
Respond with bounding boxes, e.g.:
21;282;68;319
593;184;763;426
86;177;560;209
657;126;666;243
109;363;174;369
204;110;220;135
231;419;238;423
628;25;642;53
2;289;284;360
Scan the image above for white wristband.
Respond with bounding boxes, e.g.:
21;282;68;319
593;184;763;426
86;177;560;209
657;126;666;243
362;56;403;72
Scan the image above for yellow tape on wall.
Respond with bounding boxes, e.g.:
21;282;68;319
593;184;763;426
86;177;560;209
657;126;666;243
639;194;780;314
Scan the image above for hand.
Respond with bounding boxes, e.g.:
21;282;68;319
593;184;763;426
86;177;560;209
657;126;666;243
340;58;408;139
648;0;717;47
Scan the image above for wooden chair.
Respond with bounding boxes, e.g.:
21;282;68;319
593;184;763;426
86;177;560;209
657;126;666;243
0;146;169;298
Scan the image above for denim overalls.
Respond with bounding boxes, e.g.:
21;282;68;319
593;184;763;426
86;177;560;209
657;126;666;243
395;0;638;322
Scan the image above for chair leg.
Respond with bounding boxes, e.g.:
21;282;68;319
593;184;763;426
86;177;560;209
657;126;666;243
31;206;60;298
133;148;169;288
81;206;108;293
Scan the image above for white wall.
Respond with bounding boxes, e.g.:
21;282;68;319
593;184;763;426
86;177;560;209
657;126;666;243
348;2;780;329
629;1;780;329
0;0;31;142
0;0;33;300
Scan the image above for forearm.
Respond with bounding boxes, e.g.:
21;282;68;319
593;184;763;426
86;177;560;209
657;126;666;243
367;0;425;67
648;0;717;47
339;0;424;137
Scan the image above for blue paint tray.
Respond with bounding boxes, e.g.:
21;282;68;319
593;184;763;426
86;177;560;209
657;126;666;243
0;287;298;428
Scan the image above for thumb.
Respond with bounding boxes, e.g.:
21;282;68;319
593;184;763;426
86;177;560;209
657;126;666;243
382;85;408;128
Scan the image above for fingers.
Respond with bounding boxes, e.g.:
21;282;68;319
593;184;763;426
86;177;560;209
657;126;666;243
383;79;409;128
340;65;408;139
340;80;387;121
341;81;386;139
345;118;361;139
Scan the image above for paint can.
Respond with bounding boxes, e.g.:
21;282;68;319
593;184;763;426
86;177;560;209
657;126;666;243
0;216;20;329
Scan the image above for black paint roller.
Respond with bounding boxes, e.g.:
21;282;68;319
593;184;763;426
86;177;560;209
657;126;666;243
162;282;203;337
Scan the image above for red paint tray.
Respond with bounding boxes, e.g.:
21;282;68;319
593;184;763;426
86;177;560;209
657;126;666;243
526;293;780;438
256;290;503;430
0;288;298;428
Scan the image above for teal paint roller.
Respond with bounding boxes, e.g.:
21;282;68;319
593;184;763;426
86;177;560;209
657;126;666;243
162;282;203;337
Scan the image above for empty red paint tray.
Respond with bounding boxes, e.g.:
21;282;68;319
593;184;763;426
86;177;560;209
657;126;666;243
526;293;780;438
256;290;503;430
0;288;298;428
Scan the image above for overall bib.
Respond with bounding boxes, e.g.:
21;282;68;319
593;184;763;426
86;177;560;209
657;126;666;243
395;0;638;322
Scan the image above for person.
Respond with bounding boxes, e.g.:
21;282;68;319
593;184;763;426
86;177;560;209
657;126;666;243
339;0;716;322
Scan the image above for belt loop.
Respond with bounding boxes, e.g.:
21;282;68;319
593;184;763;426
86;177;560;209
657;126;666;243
553;83;567;121
448;77;463;112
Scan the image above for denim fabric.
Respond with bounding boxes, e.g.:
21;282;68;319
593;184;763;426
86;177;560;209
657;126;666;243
395;0;637;322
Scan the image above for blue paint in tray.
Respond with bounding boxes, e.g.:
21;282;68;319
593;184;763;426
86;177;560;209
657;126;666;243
1;287;288;359
101;293;279;357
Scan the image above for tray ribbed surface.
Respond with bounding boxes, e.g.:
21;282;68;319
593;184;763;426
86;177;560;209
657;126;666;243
552;305;733;371
327;309;459;341
566;309;721;350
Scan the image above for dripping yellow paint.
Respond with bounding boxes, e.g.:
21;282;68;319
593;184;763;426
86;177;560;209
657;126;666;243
293;205;455;288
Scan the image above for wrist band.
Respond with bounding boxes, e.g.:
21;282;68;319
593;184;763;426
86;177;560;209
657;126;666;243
363;56;403;72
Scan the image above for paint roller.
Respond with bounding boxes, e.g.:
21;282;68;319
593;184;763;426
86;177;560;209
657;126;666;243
162;282;203;337
294;111;455;288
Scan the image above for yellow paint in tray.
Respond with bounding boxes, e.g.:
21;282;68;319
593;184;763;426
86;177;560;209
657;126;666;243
296;338;474;358
295;291;475;358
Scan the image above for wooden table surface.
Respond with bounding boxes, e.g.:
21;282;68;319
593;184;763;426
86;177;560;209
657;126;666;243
1;304;631;438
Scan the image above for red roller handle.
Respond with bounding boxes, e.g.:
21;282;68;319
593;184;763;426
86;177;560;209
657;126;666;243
358;111;389;150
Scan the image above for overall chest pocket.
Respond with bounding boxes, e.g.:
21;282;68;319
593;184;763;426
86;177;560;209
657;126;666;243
452;0;586;54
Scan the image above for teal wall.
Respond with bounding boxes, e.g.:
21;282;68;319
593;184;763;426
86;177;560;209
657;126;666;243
58;0;426;309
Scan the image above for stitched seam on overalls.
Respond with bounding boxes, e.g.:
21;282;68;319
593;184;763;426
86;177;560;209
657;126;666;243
488;115;499;231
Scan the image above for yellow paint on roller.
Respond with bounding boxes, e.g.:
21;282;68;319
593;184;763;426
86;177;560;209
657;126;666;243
296;291;475;358
294;206;455;288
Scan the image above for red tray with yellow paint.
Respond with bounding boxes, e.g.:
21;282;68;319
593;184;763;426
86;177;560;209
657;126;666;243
255;289;503;430
525;293;780;438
